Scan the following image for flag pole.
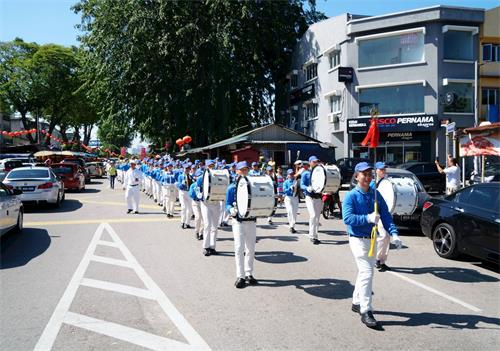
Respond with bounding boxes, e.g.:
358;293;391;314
369;107;379;257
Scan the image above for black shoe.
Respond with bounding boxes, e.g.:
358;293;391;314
195;232;199;239
134;211;139;214
235;278;246;289
268;219;273;225
191;215;195;220
311;238;321;245
361;311;378;328
127;209;133;214
375;260;381;269
162;207;166;212
290;227;297;233
181;223;185;229
245;275;258;285
185;224;192;229
198;234;203;241
351;304;360;314
209;248;217;255
378;263;391;272
203;249;211;256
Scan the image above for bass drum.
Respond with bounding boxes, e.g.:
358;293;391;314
203;169;230;202
377;177;418;215
311;165;341;194
236;175;276;218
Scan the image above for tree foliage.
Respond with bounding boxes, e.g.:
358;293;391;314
74;0;325;147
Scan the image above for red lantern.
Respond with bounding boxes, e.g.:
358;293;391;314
183;135;192;144
41;130;46;134
176;138;184;147
2;131;7;135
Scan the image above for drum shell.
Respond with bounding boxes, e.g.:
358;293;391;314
203;169;230;202
311;165;341;194
236;175;276;218
377;177;418;215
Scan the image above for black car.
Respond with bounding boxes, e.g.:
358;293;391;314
350;168;430;230
470;163;500;184
337;157;370;185
396;162;445;194
420;183;500;264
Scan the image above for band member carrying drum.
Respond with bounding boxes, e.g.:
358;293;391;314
226;161;259;289
300;156;323;245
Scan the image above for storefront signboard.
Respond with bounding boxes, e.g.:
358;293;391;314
347;115;439;133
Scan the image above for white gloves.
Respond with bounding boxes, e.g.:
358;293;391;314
367;212;380;224
196;192;203;200
392;235;403;250
306;186;313;193
229;207;238;217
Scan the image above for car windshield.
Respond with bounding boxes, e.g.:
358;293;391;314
7;169;49;179
52;166;73;174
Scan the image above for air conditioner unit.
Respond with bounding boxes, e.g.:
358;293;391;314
329;113;339;123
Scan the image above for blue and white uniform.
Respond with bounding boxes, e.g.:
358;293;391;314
177;168;193;227
161;165;177;216
300;164;322;241
283;172;299;230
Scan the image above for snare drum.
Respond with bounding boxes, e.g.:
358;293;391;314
203;169;230;202
311;165;341;194
236;175;276;218
377;177;418;215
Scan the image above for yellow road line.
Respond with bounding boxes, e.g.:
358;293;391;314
79;199;180;210
25;217;178;226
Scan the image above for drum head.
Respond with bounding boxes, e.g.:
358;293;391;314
311;165;326;193
202;169;210;200
377;178;396;213
236;176;250;217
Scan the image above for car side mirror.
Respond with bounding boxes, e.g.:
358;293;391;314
12;189;23;195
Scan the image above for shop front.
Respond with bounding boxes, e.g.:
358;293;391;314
347;115;439;165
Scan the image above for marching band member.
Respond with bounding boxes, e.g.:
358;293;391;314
218;163;231;227
161;162;176;218
265;165;276;224
226;161;258;289
198;160;221;256
190;169;204;240
123;160;143;214
300;156;322;245
176;163;193;229
342;162;401;329
283;169;299;233
248;161;261;176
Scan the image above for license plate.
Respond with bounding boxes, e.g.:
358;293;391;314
401;214;419;221
21;186;35;191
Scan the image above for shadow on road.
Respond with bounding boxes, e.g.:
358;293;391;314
318;230;345;237
255;251;307;264
0;228;51;269
258;278;354;300
377;311;500;330
79;188;101;194
256;235;299;242
320;239;349;245
24;199;83;213
390;266;499;283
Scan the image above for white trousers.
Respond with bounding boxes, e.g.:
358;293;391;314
201;201;220;249
145;177;152;195
349;236;376;314
305;196;322;239
125;186;140;211
192;200;203;234
376;221;390;264
178;190;193;225
162;185;176;215
156;180;163;203
233;220;257;279
284;196;299;229
219;200;229;225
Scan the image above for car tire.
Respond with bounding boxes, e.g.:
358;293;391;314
432;222;459;259
54;192;61;208
13;209;23;233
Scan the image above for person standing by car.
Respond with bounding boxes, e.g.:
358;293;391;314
342;162;402;329
435;157;461;195
108;162;117;189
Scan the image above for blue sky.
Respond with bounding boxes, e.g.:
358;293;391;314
1;0;498;47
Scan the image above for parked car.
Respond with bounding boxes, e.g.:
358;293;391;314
350;167;430;229
50;163;86;191
420;183;500;264
396;162;445;194
3;167;65;207
469;163;500;184
337;157;370;185
0;159;24;173
86;161;105;178
0;182;23;237
61;158;90;184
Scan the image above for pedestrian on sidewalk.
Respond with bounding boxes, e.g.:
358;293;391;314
108;162;117;189
435;156;461;194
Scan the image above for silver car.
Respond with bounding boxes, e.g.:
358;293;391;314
0;182;23;237
3;167;65;207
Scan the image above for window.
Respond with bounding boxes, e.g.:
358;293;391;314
483;44;499;62
443;83;473;113
330;95;341;113
6;169;49;179
305;103;318;119
358;29;424;68
444;30;474;60
482;88;498;106
305;64;317;81
290;74;298;89
358;84;424;116
329;51;340;69
455;186;500;209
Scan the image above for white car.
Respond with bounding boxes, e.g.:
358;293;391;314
3;167;65;207
0;182;23;237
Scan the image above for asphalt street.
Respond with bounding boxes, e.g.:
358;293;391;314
1;179;499;351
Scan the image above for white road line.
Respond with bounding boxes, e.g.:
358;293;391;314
90;254;134;268
388;271;482;313
80;278;154;300
63;312;192;350
104;223;211;350
97;240;120;247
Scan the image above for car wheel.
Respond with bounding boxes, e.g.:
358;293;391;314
432;223;459;259
54;192;61;208
62;190;65;201
13;209;23;233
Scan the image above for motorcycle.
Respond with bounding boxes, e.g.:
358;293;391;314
322;193;337;219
